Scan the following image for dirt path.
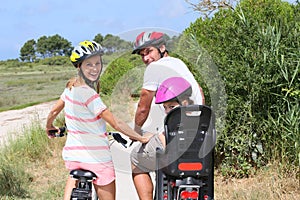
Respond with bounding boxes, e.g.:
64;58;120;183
0;101;57;145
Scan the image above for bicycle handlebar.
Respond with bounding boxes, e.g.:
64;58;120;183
48;127;66;137
49;127;128;148
108;132;128;148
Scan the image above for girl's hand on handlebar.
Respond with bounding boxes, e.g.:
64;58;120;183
46;127;59;139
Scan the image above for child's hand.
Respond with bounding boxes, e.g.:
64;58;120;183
139;132;154;144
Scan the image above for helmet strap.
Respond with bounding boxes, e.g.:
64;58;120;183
157;48;166;58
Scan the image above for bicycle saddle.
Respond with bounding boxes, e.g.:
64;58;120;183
70;169;97;180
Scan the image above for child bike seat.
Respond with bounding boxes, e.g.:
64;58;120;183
159;105;215;178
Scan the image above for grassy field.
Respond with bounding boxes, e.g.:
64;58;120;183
0;63;76;112
0;61;299;199
0;54;121;112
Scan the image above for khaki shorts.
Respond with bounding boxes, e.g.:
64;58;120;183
130;134;165;172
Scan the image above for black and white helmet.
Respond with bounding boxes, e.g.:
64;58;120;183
70;40;104;67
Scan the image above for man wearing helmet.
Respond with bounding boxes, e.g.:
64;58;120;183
130;31;205;200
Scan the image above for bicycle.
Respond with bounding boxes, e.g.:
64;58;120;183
49;127;128;200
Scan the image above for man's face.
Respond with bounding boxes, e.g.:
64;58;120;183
139;46;161;66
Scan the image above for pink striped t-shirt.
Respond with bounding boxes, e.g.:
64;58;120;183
60;85;112;165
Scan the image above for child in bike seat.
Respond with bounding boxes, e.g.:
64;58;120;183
131;76;194;173
45;40;152;200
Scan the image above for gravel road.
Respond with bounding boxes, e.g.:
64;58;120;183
0;101;57;145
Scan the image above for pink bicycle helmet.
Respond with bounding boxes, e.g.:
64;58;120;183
155;77;192;104
132;31;166;54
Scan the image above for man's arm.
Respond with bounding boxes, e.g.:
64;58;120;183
134;88;156;134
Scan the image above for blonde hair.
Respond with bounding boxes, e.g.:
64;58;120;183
65;76;100;93
66;77;77;90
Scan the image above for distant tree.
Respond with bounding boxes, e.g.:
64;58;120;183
36;34;72;58
94;33;104;44
36;36;49;58
118;38;132;52
166;35;181;52
102;34;118;53
20;39;36;62
101;34;131;54
48;34;72;57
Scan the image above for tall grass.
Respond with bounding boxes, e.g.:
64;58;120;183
214;165;300;199
0;115;66;199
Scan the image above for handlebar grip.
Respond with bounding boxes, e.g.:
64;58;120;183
109;132;127;148
48;127;66;137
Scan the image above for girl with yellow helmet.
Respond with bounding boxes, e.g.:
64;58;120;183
46;40;152;200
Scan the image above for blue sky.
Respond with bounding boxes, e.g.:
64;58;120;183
1;0;296;61
1;0;201;60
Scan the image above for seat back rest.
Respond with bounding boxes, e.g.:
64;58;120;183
160;105;215;178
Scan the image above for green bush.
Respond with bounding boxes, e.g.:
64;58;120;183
171;52;211;105
100;51;143;96
186;0;299;177
0;59;23;68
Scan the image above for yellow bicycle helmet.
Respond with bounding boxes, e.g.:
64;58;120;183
70;40;104;67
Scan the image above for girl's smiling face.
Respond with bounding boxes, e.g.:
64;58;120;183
80;55;102;82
